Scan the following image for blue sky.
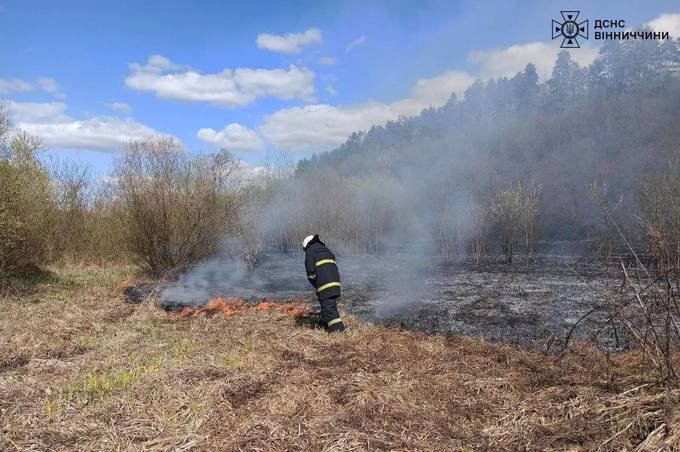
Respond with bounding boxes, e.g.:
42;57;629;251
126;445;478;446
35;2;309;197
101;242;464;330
1;0;678;176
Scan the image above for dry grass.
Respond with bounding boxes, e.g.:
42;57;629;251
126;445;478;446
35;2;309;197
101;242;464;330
1;266;680;451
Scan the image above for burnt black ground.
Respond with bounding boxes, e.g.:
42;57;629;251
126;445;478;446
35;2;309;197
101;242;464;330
340;254;624;348
122;282;155;304
147;251;632;349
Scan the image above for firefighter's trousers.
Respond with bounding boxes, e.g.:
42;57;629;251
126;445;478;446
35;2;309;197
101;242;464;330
319;297;345;333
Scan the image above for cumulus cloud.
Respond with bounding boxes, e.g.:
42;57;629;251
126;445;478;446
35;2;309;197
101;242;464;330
0;77;62;96
197;123;264;152
108;102;132;114
259;70;475;153
125;55;316;107
413;70;475;101
256;28;322;54
391;70;475;116
2;99;160;152
20;117;159;152
346;35;367;53
468;42;598;80
259;103;394;152
2;100;70;123
647;13;680;38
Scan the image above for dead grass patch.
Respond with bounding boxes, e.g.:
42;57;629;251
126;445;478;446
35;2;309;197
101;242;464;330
1;265;679;450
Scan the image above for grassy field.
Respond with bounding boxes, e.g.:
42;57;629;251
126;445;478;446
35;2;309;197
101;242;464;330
1;265;679;451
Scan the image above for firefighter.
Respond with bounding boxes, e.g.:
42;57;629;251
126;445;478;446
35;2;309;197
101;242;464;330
303;234;345;333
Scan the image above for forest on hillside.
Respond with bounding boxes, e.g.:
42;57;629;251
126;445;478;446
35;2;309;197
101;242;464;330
256;36;680;261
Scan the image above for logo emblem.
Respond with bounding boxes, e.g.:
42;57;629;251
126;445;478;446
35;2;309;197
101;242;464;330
552;11;588;48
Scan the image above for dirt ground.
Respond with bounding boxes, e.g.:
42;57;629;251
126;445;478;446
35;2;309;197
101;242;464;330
2;265;680;451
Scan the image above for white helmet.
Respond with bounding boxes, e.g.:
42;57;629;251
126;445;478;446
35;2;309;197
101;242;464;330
302;234;316;250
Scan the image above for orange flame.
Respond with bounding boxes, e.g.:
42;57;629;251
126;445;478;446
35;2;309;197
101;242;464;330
177;297;310;319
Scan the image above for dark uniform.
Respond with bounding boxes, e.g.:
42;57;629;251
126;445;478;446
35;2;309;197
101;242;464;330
304;235;345;332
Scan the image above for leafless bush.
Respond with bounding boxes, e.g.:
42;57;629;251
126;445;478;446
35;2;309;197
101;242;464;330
577;182;679;385
490;181;540;263
641;154;680;273
433;192;488;264
85;181;127;263
50;160;90;259
41;158;130;265
114;136;241;277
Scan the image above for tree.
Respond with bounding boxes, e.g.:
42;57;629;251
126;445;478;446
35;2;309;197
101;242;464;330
548;50;585;106
511;63;539;109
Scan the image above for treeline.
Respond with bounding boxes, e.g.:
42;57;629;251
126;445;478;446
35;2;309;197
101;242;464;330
282;36;680;261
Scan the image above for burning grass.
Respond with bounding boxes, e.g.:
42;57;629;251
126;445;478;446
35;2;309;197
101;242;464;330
2;264;680;450
177;297;310;319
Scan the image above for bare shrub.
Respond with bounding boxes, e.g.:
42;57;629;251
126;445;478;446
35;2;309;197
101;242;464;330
42;158;129;265
51;160;90;259
114;136;240;277
490;181;540;263
0;114;56;274
471;204;491;264
433;192;486;264
579;182;679;384
641;154;680;273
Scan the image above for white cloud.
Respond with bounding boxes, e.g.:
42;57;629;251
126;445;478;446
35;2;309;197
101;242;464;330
258;70;475;153
197;123;264;152
0;77;62;96
20;117;159;152
2;100;70;123
144;54;185;72
233;160;271;186
259;103;394;153
0;79;33;94
108;102;132;114
410;71;475;104
647;13;680;38
346;35;367;53
468;42;598;80
392;70;475;115
37;78;60;94
125;55;316;107
2;99;160;152
318;56;337;65
256;28;322;54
